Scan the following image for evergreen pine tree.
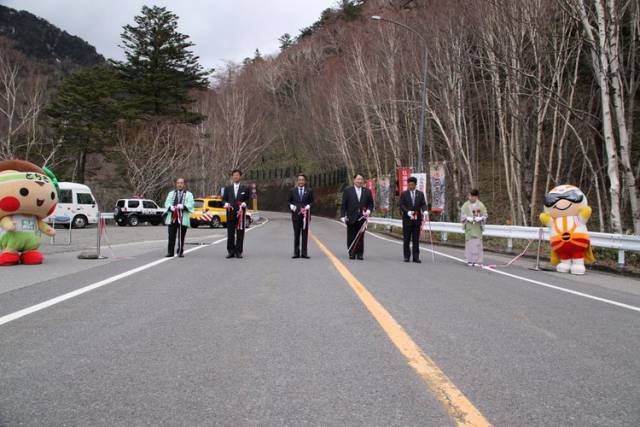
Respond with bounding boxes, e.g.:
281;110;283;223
278;33;293;51
46;65;125;182
115;5;210;123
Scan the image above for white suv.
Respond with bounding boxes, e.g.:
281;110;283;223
114;199;164;226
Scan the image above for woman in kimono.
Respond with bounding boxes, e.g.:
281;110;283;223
460;189;488;266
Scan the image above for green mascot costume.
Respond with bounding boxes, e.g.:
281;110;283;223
0;160;58;266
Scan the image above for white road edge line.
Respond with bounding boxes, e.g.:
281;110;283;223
0;219;270;327
318;216;640;314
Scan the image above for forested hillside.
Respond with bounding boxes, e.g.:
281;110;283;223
0;5;103;68
207;0;640;233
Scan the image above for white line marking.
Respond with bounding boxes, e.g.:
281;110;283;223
106;233;225;248
314;216;640;314
0;219;270;327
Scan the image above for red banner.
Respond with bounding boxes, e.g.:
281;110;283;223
366;179;376;202
397;167;411;193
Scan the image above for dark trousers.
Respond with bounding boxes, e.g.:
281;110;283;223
347;218;366;256
292;216;309;256
168;222;187;255
227;219;245;255
403;219;421;260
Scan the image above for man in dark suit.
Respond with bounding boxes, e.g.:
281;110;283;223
399;176;428;263
222;169;250;258
340;173;374;260
288;173;314;259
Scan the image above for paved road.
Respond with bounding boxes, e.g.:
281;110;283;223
40;222;226;255
0;212;639;426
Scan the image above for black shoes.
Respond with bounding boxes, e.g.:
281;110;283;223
349;255;356;260
356;255;364;260
178;253;184;258
236;253;243;259
404;258;410;262
301;255;310;259
165;253;174;258
292;255;300;259
413;259;421;263
226;253;235;259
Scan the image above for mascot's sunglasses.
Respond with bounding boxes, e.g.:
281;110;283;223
544;190;584;207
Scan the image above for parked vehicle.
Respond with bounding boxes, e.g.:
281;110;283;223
45;182;99;229
190;196;227;228
114;198;164;226
190;196;254;228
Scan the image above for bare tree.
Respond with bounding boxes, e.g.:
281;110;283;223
0;42;46;161
117;120;194;198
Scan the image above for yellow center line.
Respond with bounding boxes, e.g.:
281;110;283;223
311;233;491;427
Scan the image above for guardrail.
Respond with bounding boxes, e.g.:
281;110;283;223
368;217;640;268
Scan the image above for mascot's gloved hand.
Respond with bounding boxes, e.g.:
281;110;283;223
42;224;55;237
579;206;592;221
305;204;310;210
474;216;484;222
365;209;371;216
465;216;474;223
539;212;551;226
289;204;296;212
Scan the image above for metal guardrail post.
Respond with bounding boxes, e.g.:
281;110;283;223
507;237;513;253
618;250;625;269
97;215;102;259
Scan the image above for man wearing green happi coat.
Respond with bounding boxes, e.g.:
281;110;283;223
460;189;488;266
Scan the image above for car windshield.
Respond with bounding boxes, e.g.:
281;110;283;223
116;200;125;208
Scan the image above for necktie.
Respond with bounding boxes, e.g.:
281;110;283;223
356;188;361;202
299;187;304;201
234;185;238;198
411;191;415;206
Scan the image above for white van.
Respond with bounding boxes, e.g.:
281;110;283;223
46;182;99;228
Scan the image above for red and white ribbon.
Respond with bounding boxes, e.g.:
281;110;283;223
300;207;310;230
171;206;183;225
236;203;245;230
348;208;370;255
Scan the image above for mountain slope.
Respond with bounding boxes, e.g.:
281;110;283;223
0;4;103;67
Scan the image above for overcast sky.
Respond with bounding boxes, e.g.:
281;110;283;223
1;0;336;69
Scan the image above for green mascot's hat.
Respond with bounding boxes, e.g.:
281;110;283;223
42;166;60;197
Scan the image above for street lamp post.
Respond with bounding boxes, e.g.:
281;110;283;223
371;15;428;173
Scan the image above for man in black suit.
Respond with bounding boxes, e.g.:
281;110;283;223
223;169;250;258
288;173;314;259
399;176;428;263
340;173;374;260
